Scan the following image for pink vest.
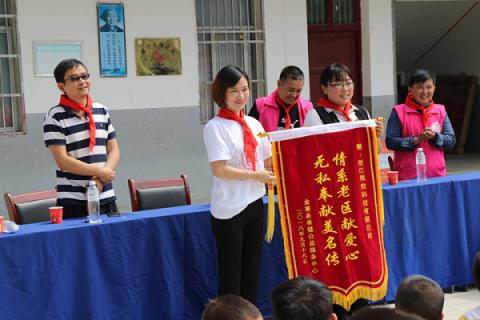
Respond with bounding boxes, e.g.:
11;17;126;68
393;103;447;181
256;92;313;132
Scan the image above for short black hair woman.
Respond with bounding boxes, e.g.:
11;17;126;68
303;63;383;318
385;69;456;181
303;63;384;137
203;65;275;304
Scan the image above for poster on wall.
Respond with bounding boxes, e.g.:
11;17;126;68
97;2;127;77
135;38;182;76
33;42;83;76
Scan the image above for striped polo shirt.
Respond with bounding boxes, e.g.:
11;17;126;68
43;102;117;206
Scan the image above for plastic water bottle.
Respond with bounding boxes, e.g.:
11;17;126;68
87;180;102;223
416;148;427;183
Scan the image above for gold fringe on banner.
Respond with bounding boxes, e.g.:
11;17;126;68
258;131;277;243
265;183;275;242
257;131;277;242
332;280;389;311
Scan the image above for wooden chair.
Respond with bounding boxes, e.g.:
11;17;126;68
4;189;57;224
128;174;191;211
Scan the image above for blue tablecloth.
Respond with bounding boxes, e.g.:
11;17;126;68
1;172;480;319
382;172;480;300
0;205;220;320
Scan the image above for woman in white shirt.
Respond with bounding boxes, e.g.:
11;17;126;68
203;65;275;304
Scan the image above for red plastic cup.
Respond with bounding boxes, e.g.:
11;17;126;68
49;206;63;224
387;171;399;186
0;216;4;233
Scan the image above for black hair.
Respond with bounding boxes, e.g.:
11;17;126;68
408;69;435;87
279;66;304;83
53;59;88;83
211;65;250;107
320;63;352;86
271;277;332;320
201;295;261;320
351;306;425;320
395;274;444;320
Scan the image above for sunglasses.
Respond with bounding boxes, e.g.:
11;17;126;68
64;73;90;82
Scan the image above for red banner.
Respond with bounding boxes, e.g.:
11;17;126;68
270;121;387;310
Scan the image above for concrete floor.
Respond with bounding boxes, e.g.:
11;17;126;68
443;288;480;319
445;152;480;174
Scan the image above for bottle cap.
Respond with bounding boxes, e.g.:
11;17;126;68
88;180;97;186
418;148;423;151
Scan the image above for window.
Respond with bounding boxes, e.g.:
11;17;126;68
195;0;266;123
307;0;326;25
0;0;23;134
307;0;356;25
333;0;354;24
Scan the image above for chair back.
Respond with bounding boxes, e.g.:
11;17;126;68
4;189;57;224
128;174;191;211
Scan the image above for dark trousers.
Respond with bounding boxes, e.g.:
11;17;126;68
58;200;119;219
211;198;264;304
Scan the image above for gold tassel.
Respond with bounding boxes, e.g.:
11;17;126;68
258;131;276;243
265;183;275;242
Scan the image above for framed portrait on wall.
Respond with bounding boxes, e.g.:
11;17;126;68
97;2;127;77
135;38;182;76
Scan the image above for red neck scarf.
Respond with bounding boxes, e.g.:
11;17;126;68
217;108;258;171
274;89;300;129
318;97;353;122
59;94;96;152
404;94;434;128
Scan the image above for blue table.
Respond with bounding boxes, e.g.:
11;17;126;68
382;172;480;300
0;205;222;320
1;172;479;319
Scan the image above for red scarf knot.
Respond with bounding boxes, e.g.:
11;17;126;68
217;108;258;171
404;94;434;128
274;89;301;129
59;94;96;152
318;98;353;122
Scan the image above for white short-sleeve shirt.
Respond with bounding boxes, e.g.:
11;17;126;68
203;115;271;219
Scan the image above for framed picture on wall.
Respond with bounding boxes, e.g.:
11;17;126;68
135;38;182;76
97;2;127;77
33;41;83;77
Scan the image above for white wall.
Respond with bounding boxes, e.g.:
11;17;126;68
361;0;395;98
263;0;310;98
17;0;312;114
17;0;199;113
395;0;480;79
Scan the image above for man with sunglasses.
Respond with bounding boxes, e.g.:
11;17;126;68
43;59;120;219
